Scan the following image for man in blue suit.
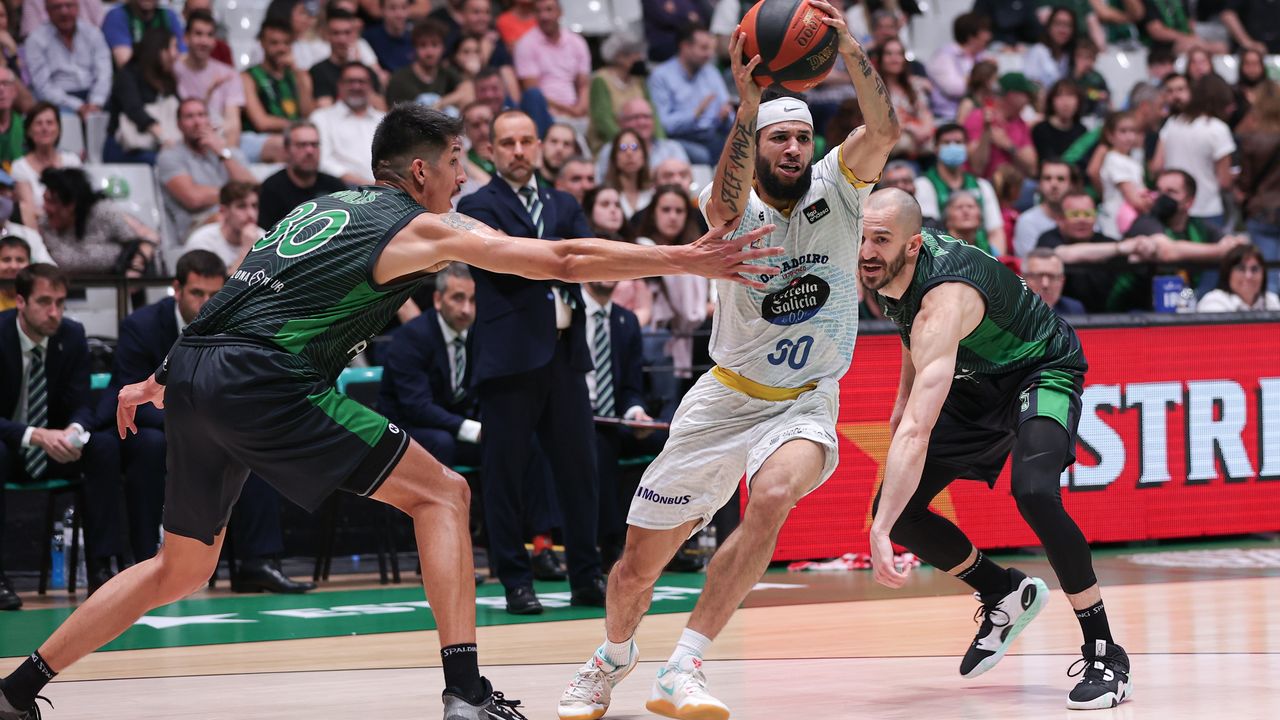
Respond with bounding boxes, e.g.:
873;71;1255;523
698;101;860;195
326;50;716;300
456;109;604;615
581;279;658;570
102;250;313;594
0;265;123;608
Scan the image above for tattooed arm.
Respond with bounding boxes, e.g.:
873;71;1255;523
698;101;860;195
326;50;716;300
811;0;901;184
705;30;764;228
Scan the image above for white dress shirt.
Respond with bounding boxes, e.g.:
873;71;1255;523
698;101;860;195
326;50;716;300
437;313;482;444
502;173;572;329
311;101;385;182
582;291;645;421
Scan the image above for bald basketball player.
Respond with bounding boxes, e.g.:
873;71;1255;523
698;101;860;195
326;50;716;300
862;188;1131;710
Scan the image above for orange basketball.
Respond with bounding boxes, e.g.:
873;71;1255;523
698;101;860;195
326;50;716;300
738;0;839;92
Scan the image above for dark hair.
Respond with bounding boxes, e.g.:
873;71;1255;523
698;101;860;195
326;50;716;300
133;26;177;96
0;234;30;258
1157;168;1197;199
634;185;699;246
264;0;303;25
1039;6;1078;59
582;185;630;239
1060;189;1095;208
185;8;216;34
325;6;357;24
41;167;103;240
258;16;294;41
175;249;227;286
934;122;966;144
1147;45;1176;68
965;60;999;100
284;120;318;146
1075;35;1099;57
1045;78;1084;125
340;60;374;83
1238;49;1267;85
604;129;651;190
371;103;464;182
952;12;990;45
1038;156;1078;183
220;180;260;206
1217;244;1268;297
676;23;710;48
473;66;502;85
870;37;916;107
1160;71;1187;88
15;263;68;300
23;101;61;152
412;18;449;45
1183;73;1235;122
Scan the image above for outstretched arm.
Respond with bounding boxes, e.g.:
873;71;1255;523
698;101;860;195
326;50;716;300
869;282;983;588
810;0;901;183
704;31;763;228
374;212;783;288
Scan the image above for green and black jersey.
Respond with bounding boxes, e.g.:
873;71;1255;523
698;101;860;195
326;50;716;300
185;186;426;382
875;229;1087;378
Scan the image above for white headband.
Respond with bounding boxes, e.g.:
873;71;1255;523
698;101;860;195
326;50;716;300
756;97;813;131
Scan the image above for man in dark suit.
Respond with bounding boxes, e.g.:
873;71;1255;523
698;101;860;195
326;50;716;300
456;109;605;615
0;265;123;609
581;279;657;569
102;250;313;594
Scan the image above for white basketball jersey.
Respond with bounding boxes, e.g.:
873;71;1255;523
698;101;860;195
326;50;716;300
698;147;872;387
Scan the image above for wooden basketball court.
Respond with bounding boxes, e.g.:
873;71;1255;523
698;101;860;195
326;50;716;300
3;544;1279;719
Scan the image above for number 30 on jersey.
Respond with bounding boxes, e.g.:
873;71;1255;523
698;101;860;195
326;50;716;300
254;202;351;258
767;335;813;369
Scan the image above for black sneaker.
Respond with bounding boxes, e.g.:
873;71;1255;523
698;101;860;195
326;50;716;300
1067;640;1132;710
443;677;529;720
0;680;49;720
959;568;1048;677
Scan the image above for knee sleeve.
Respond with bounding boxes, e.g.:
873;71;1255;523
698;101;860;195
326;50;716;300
1012;418;1097;594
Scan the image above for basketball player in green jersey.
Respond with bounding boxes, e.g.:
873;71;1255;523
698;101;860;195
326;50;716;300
0;105;781;720
862;189;1132;710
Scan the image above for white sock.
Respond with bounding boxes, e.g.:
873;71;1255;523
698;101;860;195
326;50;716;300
601;638;633;667
667;628;712;667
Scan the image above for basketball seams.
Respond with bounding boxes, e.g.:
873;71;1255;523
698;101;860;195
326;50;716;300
739;0;839;92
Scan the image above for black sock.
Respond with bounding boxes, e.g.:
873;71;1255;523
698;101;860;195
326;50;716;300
2;651;56;708
954;551;1012;598
441;643;484;703
1075;601;1114;645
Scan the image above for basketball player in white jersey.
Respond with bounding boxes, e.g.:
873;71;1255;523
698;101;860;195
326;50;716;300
559;4;899;718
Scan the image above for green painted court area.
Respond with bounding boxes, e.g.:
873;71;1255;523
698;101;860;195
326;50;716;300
0;574;715;657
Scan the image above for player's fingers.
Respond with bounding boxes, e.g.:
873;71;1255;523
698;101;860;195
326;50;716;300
731;222;777;248
728;274;770;290
729;262;773;277
737;246;786;261
745;55;762;75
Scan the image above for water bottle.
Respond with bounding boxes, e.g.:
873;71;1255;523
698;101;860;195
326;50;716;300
63;507;84;589
1175;287;1197;313
50;519;66;590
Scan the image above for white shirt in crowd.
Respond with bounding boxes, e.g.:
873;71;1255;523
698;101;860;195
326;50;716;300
1159;115;1236;218
1197;289;1280;312
311;102;385;182
1099;149;1143;239
184;222;265;270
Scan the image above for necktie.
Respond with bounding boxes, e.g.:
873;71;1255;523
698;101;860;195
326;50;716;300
518;185;545;238
25;346;48;480
451;336;466;402
592;308;615;417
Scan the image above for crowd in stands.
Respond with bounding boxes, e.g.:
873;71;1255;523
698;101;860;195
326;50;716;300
1;0;1278;612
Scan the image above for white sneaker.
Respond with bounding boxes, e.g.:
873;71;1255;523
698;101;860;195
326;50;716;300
644;656;730;720
558;641;639;720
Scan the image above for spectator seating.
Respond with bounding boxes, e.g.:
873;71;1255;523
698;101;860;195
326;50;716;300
84;163;172;268
58;112;84;158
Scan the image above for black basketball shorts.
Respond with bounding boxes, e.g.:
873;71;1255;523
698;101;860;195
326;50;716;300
160;337;409;545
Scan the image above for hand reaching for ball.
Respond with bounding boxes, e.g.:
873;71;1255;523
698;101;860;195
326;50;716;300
728;30;763;108
807;0;861;56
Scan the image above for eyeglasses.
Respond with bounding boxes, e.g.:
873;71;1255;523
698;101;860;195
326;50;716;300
618;143;640;151
1233;264;1264;275
1024;272;1064;283
1063;209;1096;220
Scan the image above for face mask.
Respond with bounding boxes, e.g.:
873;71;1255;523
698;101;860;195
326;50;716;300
1151;194;1179;223
0;195;13;223
938;143;967;169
